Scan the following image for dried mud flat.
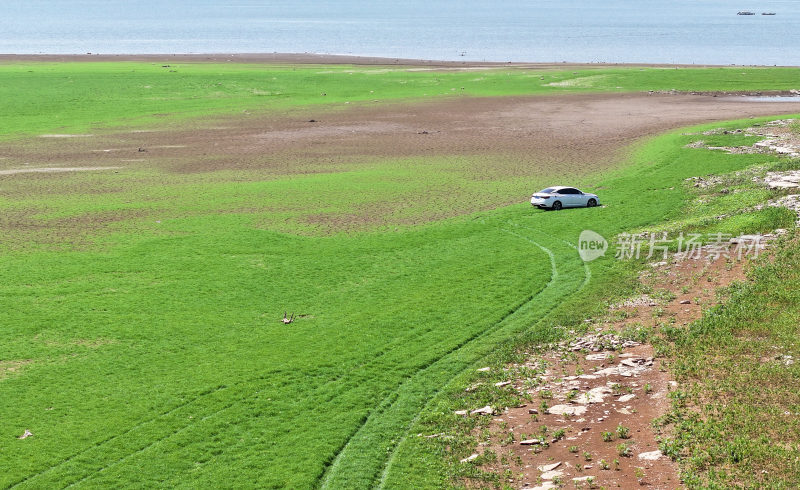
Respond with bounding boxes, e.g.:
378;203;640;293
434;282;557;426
460;249;757;489
2;93;799;186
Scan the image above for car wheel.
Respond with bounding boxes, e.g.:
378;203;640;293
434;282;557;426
587;198;597;207
552;201;562;211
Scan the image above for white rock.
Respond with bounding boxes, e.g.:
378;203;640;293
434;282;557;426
494;381;511;387
17;429;33;440
594;367;619;376
537;462;562;472
618;394;636;402
454;410;468;416
586;353;609;361
548;404;587;416
768;181;800;189
460;453;479;463
476;366;491;372
541;470;564;480
470;405;495;416
520;439;541;445
577;386;612;404
638;450;664;461
573;476;593;481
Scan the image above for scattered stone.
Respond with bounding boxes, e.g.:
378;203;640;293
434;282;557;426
638;450;664;461
573;476;593;482
679;299;691;304
540;470;564;480
537;462;562;472
520;439;542;445
618;394;636;402
577;387;612;404
17;430;33;440
528;408;539;414
621;357;653;368
460;453;479;463
586;353;609;361
476;366;491;372
594;366;619;376
531;483;557;490
548;404;588;416
470;405;495;416
494;381;511;387
454;410;468;416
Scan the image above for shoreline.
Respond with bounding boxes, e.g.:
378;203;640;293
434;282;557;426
0;52;797;68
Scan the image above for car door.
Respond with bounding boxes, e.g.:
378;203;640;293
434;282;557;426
560;188;581;207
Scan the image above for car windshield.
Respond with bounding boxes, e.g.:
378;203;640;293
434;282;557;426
538;187;556;194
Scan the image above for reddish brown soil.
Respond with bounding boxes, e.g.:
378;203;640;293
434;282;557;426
469;252;754;489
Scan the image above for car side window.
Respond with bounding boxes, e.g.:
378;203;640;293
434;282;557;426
561;188;576;194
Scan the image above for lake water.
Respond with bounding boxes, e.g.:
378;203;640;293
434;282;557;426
1;0;799;65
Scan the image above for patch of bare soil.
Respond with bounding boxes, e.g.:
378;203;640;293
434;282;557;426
3;93;799;179
463;249;760;489
2;92;799;238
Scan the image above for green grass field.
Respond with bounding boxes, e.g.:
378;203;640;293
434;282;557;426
1;62;798;488
1;62;800;139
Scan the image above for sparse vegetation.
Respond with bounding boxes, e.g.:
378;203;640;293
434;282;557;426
660;233;800;488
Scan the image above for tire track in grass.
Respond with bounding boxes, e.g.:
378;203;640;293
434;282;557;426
375;227;565;488
12;234;545;488
6;384;229;489
377;224;593;488
15;317;494;488
378;225;592;487
321;229;588;488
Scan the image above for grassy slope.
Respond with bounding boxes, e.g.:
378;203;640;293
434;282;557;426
382;119;800;488
661;236;800;489
0;63;798;488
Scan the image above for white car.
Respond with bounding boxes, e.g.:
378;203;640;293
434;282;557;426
530;186;600;210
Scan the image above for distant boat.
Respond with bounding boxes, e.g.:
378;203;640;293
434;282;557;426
737;11;755;15
762;12;776;15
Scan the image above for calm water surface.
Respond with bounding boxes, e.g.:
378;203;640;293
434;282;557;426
1;0;799;64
